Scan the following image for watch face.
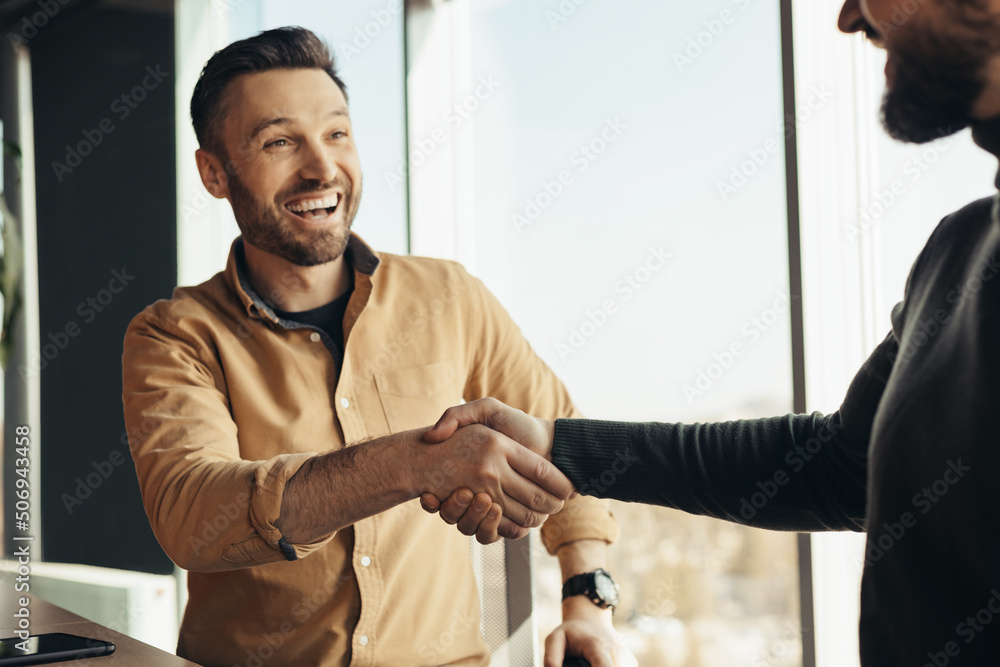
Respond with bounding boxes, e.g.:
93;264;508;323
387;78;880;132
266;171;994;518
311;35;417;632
594;570;621;607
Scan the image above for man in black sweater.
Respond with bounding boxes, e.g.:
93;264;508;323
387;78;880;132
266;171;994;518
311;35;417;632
420;0;1000;665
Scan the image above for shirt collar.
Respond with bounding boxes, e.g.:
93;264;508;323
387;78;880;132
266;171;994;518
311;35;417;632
224;233;381;322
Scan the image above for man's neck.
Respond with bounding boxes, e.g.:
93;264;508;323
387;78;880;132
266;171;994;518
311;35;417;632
243;240;352;312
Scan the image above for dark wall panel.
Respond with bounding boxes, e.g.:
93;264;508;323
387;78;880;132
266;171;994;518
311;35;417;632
30;2;175;574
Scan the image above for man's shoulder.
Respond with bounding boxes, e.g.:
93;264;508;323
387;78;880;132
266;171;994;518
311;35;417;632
125;270;240;341
924;195;996;254
902;195;996;294
374;251;479;291
376;251;467;273
898;194;1000;336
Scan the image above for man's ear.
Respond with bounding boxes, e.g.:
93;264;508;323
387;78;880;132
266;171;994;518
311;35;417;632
195;148;230;199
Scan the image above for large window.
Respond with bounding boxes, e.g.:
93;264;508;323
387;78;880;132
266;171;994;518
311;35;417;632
408;0;801;663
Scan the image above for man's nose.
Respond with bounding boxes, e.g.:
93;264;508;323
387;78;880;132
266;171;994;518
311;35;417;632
298;140;338;183
838;0;865;34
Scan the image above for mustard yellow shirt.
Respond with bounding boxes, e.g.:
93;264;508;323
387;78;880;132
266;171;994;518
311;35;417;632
121;235;618;667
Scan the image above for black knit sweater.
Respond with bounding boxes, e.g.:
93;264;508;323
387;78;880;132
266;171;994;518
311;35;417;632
553;118;1000;666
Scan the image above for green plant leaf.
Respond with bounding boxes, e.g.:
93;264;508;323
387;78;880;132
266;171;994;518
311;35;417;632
2;138;23;181
0;192;24;370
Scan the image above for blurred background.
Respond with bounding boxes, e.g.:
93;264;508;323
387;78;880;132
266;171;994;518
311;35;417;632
0;0;994;665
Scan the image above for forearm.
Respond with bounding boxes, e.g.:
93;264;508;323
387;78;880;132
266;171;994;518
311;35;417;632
558;539;612;622
276;430;420;544
552;332;899;532
553;413;864;531
277;421;572;544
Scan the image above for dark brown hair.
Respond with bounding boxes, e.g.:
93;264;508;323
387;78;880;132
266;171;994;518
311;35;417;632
190;26;348;157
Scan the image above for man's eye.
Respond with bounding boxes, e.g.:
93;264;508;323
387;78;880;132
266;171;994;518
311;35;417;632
264;139;288;148
331;131;347;139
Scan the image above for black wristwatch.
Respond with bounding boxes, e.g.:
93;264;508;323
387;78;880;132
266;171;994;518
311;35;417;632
561;568;620;611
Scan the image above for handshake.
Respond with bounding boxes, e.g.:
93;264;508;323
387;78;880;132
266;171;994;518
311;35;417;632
413;397;572;544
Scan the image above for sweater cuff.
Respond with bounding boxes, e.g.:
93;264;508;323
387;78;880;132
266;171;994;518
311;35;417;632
553;418;643;502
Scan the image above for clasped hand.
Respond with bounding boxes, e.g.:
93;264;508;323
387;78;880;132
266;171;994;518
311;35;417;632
419;398;562;544
419;400;638;667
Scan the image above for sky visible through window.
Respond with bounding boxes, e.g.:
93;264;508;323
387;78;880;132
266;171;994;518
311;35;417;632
466;0;793;422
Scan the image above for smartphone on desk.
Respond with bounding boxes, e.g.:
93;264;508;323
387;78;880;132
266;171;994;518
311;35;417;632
0;633;115;665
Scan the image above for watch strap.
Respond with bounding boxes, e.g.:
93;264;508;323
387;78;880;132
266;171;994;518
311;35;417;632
562;571;595;601
561;568;617;610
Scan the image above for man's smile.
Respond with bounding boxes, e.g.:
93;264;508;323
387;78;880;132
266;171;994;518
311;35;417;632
284;192;341;223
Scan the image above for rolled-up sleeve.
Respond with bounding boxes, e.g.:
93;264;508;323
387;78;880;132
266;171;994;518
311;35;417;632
122;311;335;572
540;494;619;554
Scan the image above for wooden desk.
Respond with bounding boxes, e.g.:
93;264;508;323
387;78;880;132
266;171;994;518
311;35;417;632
0;593;201;666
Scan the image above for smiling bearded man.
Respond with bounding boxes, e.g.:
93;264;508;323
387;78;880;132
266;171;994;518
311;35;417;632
121;26;622;667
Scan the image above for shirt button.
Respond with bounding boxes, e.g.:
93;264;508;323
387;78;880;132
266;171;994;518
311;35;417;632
359;636;369;646
360;556;371;567
340;397;350;409
309;332;321;342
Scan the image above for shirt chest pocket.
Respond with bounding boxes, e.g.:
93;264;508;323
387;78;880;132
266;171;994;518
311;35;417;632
374;361;464;433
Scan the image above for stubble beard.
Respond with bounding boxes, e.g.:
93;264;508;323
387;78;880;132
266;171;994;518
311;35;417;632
227;171;360;267
880;6;1000;144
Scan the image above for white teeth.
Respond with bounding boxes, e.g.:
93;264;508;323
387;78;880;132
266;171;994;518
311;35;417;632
285;193;340;212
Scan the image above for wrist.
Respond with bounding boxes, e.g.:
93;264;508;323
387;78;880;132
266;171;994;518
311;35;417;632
540;419;555;461
392;428;430;501
562;594;613;622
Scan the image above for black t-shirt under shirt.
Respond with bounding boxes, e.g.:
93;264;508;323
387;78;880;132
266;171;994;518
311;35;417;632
273;288;352;357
